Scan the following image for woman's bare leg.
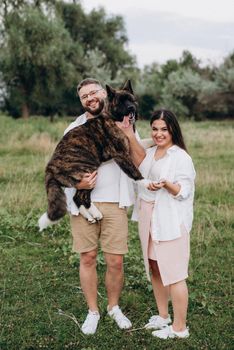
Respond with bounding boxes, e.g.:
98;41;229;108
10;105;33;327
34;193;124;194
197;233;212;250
149;259;170;318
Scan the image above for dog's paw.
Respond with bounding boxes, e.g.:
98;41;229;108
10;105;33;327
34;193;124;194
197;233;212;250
79;205;98;223
87;218;97;224
88;203;103;221
96;214;103;221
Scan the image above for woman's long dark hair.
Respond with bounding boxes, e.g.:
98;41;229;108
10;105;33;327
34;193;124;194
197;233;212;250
150;109;187;152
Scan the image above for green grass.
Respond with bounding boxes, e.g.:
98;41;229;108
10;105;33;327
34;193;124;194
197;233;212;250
0;115;233;349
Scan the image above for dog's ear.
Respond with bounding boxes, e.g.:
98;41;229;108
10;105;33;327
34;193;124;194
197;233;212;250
122;80;134;94
106;84;116;101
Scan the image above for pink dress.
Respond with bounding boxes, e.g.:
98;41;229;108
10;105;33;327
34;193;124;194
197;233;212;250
138;199;190;286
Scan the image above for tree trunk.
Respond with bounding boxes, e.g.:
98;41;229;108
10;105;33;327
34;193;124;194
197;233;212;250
22;103;30;119
50;114;54;122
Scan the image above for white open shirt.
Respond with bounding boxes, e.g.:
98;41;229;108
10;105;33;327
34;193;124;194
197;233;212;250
134;145;196;241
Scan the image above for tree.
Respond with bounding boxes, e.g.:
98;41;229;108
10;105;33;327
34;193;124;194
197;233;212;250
0;5;83;118
0;0;136;118
159;69;204;119
160;59;180;81
134;63;162;118
198;52;234;118
56;2;135;80
179;50;201;72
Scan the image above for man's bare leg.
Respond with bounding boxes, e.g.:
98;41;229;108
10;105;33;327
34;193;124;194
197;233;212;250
104;253;124;308
104;252;132;329
79;249;98;311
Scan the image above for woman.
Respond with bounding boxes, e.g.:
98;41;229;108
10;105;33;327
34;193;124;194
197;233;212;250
136;109;196;339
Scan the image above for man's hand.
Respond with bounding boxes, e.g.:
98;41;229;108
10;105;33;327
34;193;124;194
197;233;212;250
75;171;97;190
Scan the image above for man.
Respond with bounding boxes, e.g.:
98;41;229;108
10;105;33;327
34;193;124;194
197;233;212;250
64;78;145;335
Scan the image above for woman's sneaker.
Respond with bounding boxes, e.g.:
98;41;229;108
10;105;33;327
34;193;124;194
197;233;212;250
145;315;171;329
81;310;100;335
107;305;132;329
152;325;189;339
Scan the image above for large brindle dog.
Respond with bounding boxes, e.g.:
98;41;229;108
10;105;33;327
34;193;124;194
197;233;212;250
38;80;146;231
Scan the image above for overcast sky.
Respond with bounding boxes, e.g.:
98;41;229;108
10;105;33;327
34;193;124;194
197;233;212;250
81;0;234;67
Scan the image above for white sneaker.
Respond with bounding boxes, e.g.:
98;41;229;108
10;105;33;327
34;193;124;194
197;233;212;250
107;305;132;329
145;314;171;329
81;310;100;335
152;325;189;339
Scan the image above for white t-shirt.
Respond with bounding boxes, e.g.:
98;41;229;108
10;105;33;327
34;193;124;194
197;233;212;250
139;157;165;202
91;160;121;202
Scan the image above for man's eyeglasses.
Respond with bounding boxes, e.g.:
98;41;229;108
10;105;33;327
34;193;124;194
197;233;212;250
80;88;103;101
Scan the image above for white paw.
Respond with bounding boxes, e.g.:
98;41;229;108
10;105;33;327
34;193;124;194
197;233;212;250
87;218;97;224
88;203;103;221
79;205;97;223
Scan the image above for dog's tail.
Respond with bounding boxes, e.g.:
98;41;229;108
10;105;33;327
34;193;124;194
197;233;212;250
38;173;67;232
38;212;57;232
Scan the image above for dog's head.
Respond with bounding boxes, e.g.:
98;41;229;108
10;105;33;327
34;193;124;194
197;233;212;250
105;80;138;124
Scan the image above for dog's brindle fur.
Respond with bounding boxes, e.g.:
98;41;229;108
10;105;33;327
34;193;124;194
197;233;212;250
45;80;143;222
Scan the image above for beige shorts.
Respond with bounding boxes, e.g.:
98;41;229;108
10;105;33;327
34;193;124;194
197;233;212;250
70;202;128;254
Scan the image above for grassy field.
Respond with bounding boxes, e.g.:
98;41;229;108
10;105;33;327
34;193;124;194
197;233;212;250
0;115;233;350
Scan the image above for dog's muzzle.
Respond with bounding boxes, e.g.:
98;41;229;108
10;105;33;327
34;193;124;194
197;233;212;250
129;112;135;124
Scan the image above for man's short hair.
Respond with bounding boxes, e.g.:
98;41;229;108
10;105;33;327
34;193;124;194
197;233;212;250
77;78;102;93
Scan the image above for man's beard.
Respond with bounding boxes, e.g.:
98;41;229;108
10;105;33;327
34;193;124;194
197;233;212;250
84;99;105;115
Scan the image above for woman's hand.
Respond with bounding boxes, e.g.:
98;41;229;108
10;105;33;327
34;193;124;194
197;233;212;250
147;179;181;195
115;116;135;139
75;171;97;190
147;181;166;191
